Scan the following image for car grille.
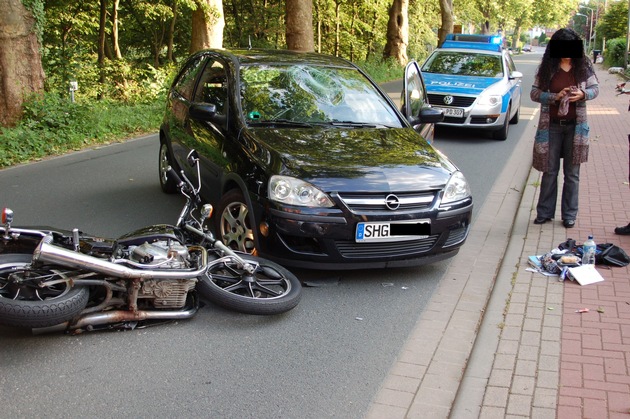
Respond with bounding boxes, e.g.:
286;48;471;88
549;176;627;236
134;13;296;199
335;236;439;258
443;116;467;124
337;192;436;212
428;94;476;108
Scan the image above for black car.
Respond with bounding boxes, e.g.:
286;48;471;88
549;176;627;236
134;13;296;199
159;49;473;269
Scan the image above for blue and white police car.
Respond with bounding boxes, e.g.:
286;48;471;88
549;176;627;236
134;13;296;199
421;34;523;140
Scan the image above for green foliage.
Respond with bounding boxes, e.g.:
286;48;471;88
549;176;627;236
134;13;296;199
604;37;627;68
0;92;163;168
597;0;628;41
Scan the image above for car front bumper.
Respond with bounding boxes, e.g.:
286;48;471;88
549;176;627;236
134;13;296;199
254;198;473;270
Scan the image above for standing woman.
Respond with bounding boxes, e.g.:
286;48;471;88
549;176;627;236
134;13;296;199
531;28;599;228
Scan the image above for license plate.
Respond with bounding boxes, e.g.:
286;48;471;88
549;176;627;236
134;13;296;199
435;107;464;118
355;220;431;243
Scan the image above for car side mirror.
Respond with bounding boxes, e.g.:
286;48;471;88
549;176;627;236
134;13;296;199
409;107;444;126
189;103;217;121
509;71;523;80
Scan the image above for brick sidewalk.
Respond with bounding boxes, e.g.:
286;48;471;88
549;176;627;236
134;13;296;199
478;65;630;418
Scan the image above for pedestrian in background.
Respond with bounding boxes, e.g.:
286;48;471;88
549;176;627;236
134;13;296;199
530;28;599;228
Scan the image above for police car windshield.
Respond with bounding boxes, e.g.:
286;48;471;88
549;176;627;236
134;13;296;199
422;51;503;78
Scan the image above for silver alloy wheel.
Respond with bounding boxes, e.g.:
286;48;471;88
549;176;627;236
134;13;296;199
219;202;257;254
159;144;170;185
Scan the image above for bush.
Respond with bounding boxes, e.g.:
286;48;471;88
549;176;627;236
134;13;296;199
604;37;627;68
0;92;163;169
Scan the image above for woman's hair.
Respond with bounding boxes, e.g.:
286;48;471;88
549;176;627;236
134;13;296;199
535;28;596;91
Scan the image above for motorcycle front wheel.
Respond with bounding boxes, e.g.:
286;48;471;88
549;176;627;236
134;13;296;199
0;254;89;328
198;255;301;315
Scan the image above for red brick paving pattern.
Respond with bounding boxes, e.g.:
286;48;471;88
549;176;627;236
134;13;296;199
557;69;630;419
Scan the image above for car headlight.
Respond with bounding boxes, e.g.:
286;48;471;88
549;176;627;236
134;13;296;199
477;94;502;107
442;171;471;204
269;175;334;207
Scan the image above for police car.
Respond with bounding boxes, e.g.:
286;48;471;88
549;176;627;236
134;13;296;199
421;34;523;140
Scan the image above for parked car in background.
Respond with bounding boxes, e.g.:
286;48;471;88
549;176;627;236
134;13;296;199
522;44;532;52
421;34;523;140
159;49;473;269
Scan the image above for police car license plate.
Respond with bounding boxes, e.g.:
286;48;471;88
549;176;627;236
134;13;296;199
435;107;464;118
355;220;430;243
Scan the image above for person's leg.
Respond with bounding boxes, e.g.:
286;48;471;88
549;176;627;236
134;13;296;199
536;126;563;220
561;125;580;222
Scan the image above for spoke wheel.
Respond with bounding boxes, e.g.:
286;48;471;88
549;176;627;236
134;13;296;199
197;255;301;315
0;254;89;329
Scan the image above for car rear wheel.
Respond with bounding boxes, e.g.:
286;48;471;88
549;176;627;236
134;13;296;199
216;189;258;255
159;142;178;194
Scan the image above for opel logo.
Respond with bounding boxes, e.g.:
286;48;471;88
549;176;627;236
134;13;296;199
385;194;400;210
443;95;454;105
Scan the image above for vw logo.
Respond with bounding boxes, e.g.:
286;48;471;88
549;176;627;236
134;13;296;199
385;194;400;210
443;95;454;105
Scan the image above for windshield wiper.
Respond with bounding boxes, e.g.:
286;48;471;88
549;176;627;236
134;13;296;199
248;119;314;128
319;121;390;128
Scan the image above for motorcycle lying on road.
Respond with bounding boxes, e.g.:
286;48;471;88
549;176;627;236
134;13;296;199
0;150;302;334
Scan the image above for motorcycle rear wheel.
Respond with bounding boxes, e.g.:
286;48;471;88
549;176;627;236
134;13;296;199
0;254;89;329
198;255;301;315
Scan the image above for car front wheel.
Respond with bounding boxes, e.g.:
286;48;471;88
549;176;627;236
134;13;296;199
215;189;258;254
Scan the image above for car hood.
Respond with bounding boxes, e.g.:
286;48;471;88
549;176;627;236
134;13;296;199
423;73;502;96
248;126;457;192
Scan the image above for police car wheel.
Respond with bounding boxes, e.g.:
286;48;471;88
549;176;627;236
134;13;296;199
492;106;510;141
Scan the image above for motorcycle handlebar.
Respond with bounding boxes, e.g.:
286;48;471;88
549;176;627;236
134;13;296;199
167;166;186;190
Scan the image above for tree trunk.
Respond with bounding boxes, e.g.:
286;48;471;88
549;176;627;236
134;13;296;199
0;0;45;127
190;0;225;53
437;0;453;47
98;0;107;89
167;0;177;62
111;0;122;59
286;0;314;52
382;0;408;65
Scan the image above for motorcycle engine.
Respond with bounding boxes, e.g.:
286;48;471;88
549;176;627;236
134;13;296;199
130;241;189;268
129;241;196;309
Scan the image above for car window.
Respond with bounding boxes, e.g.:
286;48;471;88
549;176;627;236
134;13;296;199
194;59;228;116
172;54;207;101
505;54;517;73
403;62;426;117
239;64;402;127
422;51;503;78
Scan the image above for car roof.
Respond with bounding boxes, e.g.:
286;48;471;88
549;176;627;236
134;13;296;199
193;48;358;69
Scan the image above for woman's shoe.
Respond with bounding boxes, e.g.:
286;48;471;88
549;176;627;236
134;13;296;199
563;219;575;228
534;217;552;224
614;223;630;235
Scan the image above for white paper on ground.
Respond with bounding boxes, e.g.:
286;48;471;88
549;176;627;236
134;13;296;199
567;264;605;286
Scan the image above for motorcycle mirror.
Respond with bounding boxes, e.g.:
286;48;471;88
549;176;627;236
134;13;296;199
201;204;214;220
187;150;200;166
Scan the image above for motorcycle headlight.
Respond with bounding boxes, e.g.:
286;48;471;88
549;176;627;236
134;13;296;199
477;94;502;107
442;171;471;204
269;175;334;207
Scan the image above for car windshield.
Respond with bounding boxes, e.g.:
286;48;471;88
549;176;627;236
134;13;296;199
422;51;503;78
239;64;402;127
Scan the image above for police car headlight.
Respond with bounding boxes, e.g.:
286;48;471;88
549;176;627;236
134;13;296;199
269;175;334;207
477;94;501;107
442;171;471;204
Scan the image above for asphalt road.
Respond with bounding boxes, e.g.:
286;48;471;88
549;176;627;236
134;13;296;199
0;53;539;418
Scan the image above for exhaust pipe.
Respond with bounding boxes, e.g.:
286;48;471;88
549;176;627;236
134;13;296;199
32;305;199;335
33;236;207;280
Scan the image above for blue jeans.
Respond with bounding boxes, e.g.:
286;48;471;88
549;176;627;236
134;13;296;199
536;123;581;221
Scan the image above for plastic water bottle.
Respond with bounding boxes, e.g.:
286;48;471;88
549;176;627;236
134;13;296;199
583;235;596;265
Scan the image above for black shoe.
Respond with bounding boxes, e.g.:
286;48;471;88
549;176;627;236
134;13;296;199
614;223;630;235
563;219;575;228
534;217;552;224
